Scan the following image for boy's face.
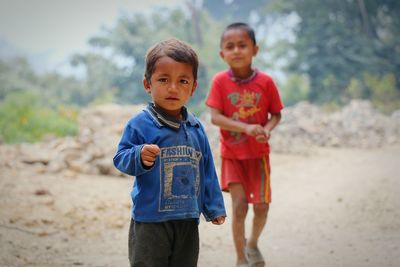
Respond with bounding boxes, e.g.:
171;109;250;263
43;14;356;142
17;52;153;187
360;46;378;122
220;29;258;70
143;56;197;118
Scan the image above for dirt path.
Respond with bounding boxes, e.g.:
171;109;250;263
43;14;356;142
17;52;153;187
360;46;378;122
1;145;399;267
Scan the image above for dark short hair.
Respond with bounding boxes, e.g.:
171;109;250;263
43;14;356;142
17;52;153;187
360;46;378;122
144;38;199;82
220;22;256;47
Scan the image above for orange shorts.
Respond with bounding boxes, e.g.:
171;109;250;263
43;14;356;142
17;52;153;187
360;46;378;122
221;156;271;204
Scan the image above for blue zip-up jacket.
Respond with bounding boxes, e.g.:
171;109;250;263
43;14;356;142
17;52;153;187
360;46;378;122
113;104;226;223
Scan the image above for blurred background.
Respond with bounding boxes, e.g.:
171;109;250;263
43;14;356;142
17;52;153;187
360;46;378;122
1;2;400;266
0;0;399;143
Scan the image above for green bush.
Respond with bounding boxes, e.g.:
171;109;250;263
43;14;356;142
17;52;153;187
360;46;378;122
365;73;400;114
0;90;78;144
279;74;310;106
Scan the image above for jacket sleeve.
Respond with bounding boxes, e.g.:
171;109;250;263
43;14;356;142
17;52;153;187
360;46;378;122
113;124;150;176
201;128;227;221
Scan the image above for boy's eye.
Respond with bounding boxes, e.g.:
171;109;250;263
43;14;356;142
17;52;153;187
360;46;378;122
158;78;168;83
180;79;189;84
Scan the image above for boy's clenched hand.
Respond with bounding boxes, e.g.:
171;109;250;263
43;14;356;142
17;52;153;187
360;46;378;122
211;216;226;225
141;144;161;167
244;124;264;137
255;129;271;143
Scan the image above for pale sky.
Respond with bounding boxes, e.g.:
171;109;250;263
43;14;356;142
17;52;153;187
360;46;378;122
0;0;184;74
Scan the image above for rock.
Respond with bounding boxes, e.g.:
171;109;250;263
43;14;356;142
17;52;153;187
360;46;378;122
1;101;399;175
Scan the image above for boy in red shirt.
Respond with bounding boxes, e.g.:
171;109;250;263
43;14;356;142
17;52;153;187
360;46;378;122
206;22;284;267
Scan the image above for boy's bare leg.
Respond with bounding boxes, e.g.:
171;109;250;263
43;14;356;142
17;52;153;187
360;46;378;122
229;183;249;265
248;203;269;249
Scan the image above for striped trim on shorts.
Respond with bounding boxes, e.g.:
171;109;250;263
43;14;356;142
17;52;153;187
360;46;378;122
221;155;271;203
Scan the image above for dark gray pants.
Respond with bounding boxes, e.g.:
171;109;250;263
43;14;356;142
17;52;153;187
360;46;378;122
128;219;199;267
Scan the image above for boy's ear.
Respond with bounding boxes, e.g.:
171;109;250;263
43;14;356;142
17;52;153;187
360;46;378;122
219;50;225;59
143;78;151;94
190;81;198;96
253;45;259;56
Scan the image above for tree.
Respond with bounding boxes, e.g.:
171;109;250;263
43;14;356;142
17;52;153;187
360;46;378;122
0;57;40;100
0;57;89;107
203;0;269;22
73;7;226;112
266;0;400;104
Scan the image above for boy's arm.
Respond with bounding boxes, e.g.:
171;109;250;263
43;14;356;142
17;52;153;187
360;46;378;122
113;124;153;176
263;112;282;137
255;112;282;143
200;125;227;222
209;107;265;137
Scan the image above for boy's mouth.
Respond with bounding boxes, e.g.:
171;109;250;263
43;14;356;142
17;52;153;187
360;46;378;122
166;97;179;100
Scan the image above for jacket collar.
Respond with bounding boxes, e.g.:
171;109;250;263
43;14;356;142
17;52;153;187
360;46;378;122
145;103;199;130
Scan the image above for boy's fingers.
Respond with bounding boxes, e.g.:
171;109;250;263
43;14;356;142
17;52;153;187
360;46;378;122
249;125;265;136
255;135;267;143
147;144;161;155
142;160;154;167
212;216;225;225
142;154;155;161
142;144;160;156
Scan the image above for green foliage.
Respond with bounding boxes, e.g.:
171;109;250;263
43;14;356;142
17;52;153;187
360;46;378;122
78;9;196;105
0;58;94;108
364;73;400;113
344;78;364;100
203;0;269;21
342;73;400;113
0;58;41;100
188;14;227;110
75;8;227;112
3;1;399;142
70;53;124;105
266;0;400;104
279;74;310;106
89;87;118;106
0;91;78;144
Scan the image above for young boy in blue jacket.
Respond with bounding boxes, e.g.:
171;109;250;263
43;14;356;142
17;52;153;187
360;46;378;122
113;38;226;267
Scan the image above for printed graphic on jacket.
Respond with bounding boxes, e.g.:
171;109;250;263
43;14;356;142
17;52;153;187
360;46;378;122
159;145;202;211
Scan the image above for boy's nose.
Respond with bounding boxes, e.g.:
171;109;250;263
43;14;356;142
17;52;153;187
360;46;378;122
168;82;178;92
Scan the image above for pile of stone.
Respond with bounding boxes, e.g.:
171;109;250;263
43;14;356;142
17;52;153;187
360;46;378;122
270;100;400;153
202;99;400;154
0;104;144;176
1;100;399;176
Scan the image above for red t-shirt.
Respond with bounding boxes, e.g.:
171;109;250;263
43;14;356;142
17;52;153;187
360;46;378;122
206;70;284;159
